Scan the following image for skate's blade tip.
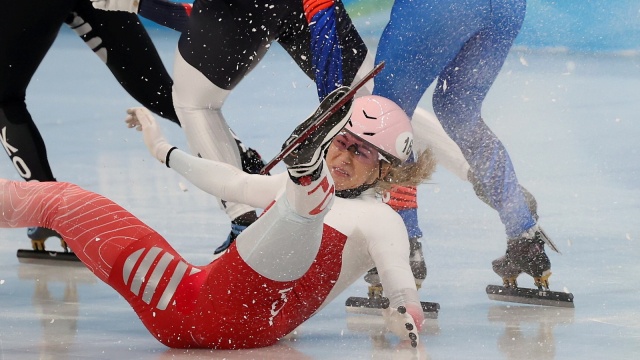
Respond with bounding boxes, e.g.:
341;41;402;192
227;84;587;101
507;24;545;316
486;284;575;308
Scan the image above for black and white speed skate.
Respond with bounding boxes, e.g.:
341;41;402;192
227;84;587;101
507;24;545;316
487;226;574;307
345;237;440;319
17;227;80;263
283;85;353;180
260;61;385;175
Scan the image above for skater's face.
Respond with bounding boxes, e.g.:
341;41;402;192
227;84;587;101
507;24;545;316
326;132;387;191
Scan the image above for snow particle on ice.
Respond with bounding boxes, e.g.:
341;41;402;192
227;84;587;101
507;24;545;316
178;182;188;192
519;56;529;66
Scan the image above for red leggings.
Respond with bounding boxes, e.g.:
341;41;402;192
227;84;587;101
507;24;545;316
0;180;346;348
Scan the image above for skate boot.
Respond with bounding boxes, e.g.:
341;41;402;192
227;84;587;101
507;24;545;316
283;85;353;179
214;211;258;255
230;129;268;175
27;227;68;252
364;267;384;299
492;226;552;290
409;237;427;289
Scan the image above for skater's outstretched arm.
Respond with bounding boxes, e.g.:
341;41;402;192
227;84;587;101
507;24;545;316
126;107;282;209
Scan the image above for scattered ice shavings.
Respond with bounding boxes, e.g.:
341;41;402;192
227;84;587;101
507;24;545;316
178;182;188;192
50;319;55;324
625;233;632;241
0;279;4;285
567;239;572;247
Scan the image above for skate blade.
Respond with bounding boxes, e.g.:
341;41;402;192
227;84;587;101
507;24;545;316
345;296;440;319
17;249;82;266
486;284;574;308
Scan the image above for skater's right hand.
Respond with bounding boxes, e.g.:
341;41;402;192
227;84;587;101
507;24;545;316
91;0;140;13
383;304;422;348
126;107;175;165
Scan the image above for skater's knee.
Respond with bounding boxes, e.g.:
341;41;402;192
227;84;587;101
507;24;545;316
172;53;230;110
0;101;30;125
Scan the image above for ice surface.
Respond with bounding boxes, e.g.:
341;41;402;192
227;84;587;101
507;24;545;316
0;27;639;359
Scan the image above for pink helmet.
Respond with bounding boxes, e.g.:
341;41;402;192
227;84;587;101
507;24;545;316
345;95;413;164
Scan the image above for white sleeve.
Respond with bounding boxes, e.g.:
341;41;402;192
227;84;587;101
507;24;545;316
363;207;421;309
168;149;285;209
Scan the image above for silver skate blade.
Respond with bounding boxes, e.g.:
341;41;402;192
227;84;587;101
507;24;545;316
345;296;439;319
486;285;574;308
17;249;83;266
538;226;561;253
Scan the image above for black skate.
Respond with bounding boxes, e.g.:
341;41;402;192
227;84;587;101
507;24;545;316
487;227;574;307
230;129;268;175
260;61;385;175
17;227;80;263
213;211;258;255
345;237;439;319
283;85;353;179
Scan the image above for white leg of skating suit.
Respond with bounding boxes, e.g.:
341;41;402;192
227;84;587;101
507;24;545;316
411;107;470;181
172;50;255;220
236;163;334;282
354;53;470;181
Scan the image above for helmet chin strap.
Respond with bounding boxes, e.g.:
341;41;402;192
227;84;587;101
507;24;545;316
335;181;377;199
335;161;384;199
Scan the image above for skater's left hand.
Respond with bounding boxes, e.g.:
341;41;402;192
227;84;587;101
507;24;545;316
383;305;421;348
126;107;175;165
91;0;140;13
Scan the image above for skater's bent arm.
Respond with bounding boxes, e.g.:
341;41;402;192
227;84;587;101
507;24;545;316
365;207;420;309
168;149;284;208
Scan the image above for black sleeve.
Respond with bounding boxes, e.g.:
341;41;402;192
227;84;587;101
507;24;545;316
139;0;192;33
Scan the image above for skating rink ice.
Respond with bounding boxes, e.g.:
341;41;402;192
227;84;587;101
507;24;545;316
1;25;639;359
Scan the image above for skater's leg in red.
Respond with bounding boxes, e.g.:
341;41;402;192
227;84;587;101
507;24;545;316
0;180;160;281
